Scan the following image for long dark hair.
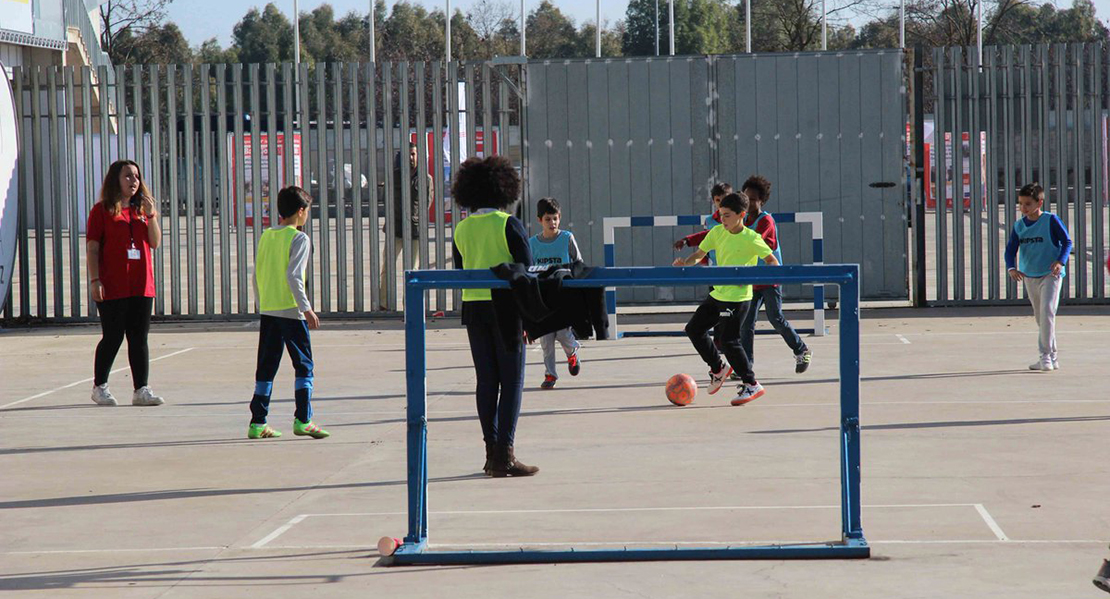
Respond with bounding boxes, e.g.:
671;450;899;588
99;160;152;216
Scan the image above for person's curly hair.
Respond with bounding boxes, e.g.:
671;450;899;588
741;175;772;204
451;156;520;211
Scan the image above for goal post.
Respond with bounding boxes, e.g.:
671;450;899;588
391;264;865;565
603;213;828;339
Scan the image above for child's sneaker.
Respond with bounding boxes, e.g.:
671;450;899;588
1094;559;1110;593
1028;359;1053;372
1051;357;1059;370
540;374;557;389
731;382;765;406
91;384;117;406
707;364;732;395
795;349;812;373
248;423;282;439
293;419;330;439
131;386;164;406
567;351;581;376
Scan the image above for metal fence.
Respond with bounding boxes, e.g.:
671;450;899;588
5;60;523;321
916;43;1110;305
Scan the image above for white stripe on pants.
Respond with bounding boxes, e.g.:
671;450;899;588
540;328;579;377
1023;273;1062;362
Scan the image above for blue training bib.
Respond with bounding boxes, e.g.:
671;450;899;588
530;230;572;266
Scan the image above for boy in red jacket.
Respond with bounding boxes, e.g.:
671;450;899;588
737;175;812;374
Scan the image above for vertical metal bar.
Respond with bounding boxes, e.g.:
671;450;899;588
332;62;347;312
839;267;862;540
968;47;982;301
465;64;477;159
314;64;331;312
1075;44;1087;298
14;69;29;317
115;65;126;165
149;66;164;316
267;64;279;229
367;61;381;311
912;49;927;307
133;65;145;187
448;61;461;310
985;49;999;301
349;63;364;313
64;67;81;318
417;61;428;310
417;62;429;278
200;64;215;314
933;49;948;302
167;65;181;314
482;63;493;157
1039;45;1051;239
400;62;412;298
383;62;396;310
1002;47;1017;300
283;63;295;191
1054;44;1068;298
184;64;198;315
81;67;97;315
233;64;248;313
48;68;64;318
432;61;446;311
403;274;428;544
250;65;263;293
952;47;965;302
1093;43;1105;298
299;63;314;306
31;67;46;317
216;64;231;314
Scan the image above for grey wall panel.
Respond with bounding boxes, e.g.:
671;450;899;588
565;60;591;252
585;60;612;266
605;60;631;273
625;59;651;303
880;52;909;300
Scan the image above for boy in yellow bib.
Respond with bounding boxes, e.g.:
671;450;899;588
673;192;778;405
247;187;328;440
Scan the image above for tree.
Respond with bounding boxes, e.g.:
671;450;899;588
379;1;444;61
299;4;362;63
109;22;191;63
194;38;239;64
526;1;578;59
467;0;518;58
231;3;296;64
100;0;175;64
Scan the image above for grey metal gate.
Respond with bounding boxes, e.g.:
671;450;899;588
526;50;909;304
920;43;1110;305
4;61;523;322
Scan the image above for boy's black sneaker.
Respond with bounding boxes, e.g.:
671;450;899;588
795;349;812;374
540;374;557;389
567;352;580;376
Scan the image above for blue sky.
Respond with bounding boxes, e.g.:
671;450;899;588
167;0;1110;47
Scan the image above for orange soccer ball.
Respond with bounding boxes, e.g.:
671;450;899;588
666;373;698;406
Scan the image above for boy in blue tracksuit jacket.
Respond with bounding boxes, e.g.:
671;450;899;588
1004;183;1072;371
528;197;582;389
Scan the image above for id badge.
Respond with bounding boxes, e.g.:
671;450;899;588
127;248;141;260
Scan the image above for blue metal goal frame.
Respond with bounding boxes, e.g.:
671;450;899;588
389;264;866;565
603;213;828;339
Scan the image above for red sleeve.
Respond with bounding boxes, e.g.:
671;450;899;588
683;229;710;248
755;215;777;251
86;204;103;244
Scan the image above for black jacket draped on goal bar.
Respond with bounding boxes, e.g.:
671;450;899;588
490;261;609;344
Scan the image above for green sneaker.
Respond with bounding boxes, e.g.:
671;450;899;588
293;419;330;439
248;423;282;439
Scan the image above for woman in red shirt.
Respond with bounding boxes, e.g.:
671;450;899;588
86;160;164;406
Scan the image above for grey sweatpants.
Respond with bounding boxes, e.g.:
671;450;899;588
540;327;579;378
1023;273;1062;362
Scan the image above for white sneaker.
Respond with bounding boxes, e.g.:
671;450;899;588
731;382;766;406
1028;360;1053;372
91;384;117;406
1051;358;1059;370
707;364;733;395
132;386;165;406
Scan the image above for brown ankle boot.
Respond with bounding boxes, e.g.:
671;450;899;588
482;442;495;475
490;445;539;477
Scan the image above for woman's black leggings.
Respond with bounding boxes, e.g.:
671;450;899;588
94;296;153;389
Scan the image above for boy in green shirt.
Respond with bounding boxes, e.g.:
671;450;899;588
673;192;778;405
247;186;329;440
